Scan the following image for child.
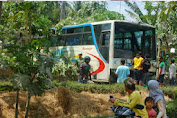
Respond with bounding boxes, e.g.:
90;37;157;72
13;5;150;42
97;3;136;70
78;56;91;84
148;80;167;118
145;97;157;118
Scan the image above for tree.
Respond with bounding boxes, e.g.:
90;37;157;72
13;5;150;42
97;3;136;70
60;1;65;21
124;1;145;22
0;2;51;45
56;1;124;36
155;1;177;58
40;1;61;25
0;2;55;118
124;1;162;25
0;1;2;24
72;1;82;12
0;39;54;118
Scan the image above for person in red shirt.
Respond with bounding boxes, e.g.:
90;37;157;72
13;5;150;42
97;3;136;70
145;97;157;118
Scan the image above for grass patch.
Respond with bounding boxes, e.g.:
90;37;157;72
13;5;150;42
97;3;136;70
54;81;177;99
0;80;176;99
161;86;177;99
0;80;13;91
166;99;177;118
53;80;126;95
53;80;148;96
0;80;176;118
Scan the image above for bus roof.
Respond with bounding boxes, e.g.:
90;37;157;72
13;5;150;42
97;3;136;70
62;20;155;29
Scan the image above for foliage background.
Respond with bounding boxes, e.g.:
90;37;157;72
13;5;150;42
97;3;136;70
0;1;176;118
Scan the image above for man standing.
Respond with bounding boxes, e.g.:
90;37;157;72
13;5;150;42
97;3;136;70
78;56;91;84
152;57;165;87
143;54;151;85
169;59;176;85
132;52;144;86
75;52;84;72
115;59;130;83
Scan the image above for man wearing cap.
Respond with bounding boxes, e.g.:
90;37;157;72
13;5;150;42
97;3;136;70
75;52;84;72
109;78;148;118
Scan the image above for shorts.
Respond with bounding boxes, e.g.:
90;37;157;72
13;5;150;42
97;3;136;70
158;74;164;84
134;70;143;82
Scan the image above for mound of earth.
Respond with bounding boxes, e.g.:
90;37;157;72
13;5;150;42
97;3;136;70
0;86;171;118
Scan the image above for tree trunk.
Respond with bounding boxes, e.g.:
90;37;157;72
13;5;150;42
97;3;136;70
164;35;170;54
29;17;32;42
60;1;65;21
25;11;28;43
15;89;19;118
0;1;2;24
25;92;31;118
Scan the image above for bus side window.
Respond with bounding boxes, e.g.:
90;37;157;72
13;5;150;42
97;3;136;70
102;32;110;45
144;35;152;56
65;35;82;46
83;33;93;45
58;37;65;46
93;25;102;48
114;39;122;49
100;32;110;62
124;39;131;50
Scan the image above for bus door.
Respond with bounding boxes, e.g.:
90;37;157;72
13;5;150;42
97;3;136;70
100;31;110;63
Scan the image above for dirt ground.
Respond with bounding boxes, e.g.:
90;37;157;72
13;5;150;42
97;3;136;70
0;87;171;118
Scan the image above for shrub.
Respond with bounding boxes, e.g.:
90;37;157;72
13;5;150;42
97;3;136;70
161;86;177;99
54;81;126;95
0;80;13;91
52;58;78;81
166;99;177;118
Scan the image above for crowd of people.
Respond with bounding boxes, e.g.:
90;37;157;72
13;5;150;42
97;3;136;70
111;52;176;118
74;51;176;86
74;52;176;117
115;52;176;87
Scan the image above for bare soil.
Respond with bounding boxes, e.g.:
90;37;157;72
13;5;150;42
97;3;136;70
0;87;171;118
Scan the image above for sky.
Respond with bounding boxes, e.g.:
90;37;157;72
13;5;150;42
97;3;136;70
107;1;147;21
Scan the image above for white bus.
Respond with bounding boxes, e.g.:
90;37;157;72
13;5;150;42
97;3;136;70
50;20;156;83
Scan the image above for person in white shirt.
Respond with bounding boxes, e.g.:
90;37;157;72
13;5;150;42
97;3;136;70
169;59;176;85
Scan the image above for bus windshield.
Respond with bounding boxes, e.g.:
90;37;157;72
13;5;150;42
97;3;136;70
114;22;156;59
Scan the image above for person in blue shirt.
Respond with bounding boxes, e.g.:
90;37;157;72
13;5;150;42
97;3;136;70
115;59;130;83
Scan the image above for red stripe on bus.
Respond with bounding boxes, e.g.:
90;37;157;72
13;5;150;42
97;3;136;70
87;53;105;75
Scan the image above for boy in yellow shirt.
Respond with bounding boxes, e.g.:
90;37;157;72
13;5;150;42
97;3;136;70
109;78;148;118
